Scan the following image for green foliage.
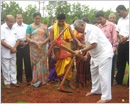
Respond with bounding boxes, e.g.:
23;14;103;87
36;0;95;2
22;4;38;24
1;1;23;20
1;1;38;25
1;1;129;26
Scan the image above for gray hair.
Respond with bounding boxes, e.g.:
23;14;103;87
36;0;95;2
73;19;85;28
5;15;14;21
108;13;116;19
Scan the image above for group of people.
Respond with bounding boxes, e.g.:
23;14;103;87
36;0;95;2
1;5;129;103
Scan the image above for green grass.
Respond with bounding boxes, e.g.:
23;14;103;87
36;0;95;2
123;63;129;85
17;101;27;103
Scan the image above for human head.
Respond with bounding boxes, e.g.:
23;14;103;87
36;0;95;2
15;14;23;25
33;12;41;25
108;13;117;24
116;5;128;18
95;11;106;25
82;17;89;23
1;19;4;25
5;15;15;29
57;13;66;26
73;19;86;33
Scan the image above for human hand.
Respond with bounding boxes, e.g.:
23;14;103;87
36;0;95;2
74;50;80;56
51;54;56;60
121;36;128;44
10;47;17;53
77;42;82;47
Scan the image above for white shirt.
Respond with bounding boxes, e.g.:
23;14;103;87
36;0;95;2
1;23;19;58
70;24;75;31
116;14;129;37
84;24;113;66
13;22;28;41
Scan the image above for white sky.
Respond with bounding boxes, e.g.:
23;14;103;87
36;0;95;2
3;1;129;17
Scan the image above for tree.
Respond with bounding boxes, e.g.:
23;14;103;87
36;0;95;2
47;1;71;26
22;4;38;24
1;1;22;20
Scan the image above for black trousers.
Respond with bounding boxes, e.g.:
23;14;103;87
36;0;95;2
116;41;129;85
16;43;32;83
111;54;117;86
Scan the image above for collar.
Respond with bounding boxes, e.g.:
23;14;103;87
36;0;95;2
98;20;109;27
16;22;24;26
5;23;15;29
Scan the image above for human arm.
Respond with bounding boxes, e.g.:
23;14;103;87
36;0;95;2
1;40;16;53
26;25;40;47
68;25;83;47
50;26;56;59
111;24;118;52
75;43;97;55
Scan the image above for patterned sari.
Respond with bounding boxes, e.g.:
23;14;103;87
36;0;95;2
74;30;91;87
26;24;48;87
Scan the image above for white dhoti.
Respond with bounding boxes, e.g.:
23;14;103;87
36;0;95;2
90;57;112;100
1;57;17;85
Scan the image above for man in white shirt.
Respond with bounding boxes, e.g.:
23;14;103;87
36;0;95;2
74;20;113;103
1;15;20;89
115;5;129;87
14;14;32;85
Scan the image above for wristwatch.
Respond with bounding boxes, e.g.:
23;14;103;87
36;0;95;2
79;50;82;54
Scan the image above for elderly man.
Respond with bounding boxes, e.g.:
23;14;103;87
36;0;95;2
108;13;117;25
115;5;129;87
74;19;113;103
1;15;20;89
14;14;32;85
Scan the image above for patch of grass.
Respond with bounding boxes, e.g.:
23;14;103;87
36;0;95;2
17;101;27;103
126;63;129;69
123;74;128;85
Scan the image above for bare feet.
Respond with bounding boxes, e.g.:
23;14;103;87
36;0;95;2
97;99;111;103
86;92;95;97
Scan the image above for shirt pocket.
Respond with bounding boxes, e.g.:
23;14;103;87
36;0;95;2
13;31;18;41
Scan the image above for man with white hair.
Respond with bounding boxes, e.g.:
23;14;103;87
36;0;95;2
1;15;20;89
74;19;113;103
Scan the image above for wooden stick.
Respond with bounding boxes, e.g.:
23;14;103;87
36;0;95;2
59;56;75;89
45;26;69;60
60;44;85;60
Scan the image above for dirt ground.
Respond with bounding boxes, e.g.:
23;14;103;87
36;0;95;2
1;70;129;103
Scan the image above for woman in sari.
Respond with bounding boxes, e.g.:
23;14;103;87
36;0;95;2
26;12;49;87
74;30;91;88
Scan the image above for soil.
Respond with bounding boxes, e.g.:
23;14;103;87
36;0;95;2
1;70;129;103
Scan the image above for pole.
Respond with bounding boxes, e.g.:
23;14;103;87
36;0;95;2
39;1;40;12
43;1;44;24
1;1;3;19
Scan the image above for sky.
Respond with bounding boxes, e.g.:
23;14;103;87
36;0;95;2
3;0;129;17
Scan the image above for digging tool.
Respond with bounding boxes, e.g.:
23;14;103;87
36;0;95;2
57;56;75;93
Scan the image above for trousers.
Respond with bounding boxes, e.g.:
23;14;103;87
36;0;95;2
1;57;17;85
90;57;112;100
